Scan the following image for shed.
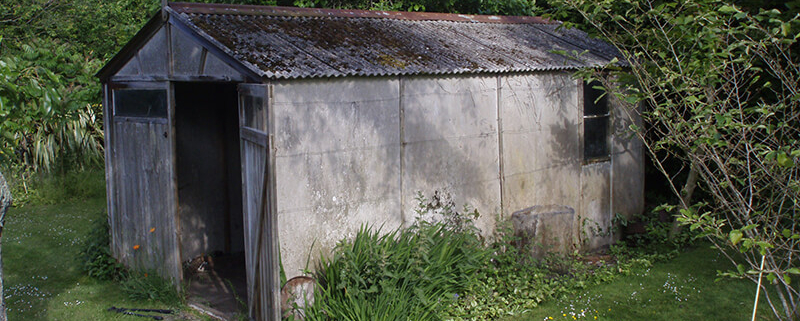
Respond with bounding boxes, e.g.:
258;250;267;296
97;2;644;319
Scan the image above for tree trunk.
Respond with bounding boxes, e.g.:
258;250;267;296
669;161;699;239
0;171;11;321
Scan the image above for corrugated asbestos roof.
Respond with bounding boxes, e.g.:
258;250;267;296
167;2;622;80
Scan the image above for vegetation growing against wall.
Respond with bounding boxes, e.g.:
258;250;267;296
305;196;659;321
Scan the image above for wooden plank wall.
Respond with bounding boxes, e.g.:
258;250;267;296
240;138;266;313
109;121;181;282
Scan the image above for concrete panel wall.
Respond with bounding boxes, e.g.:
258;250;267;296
401;76;501;235
611;96;645;220
273;78;402;277
271;72;644;277
580;162;612;249
500;74;582;217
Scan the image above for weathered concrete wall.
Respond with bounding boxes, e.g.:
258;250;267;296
401;76;501;235
272;72;644;278
499;73;582;253
611;94;645;221
272;78;403;277
580;162;612;249
499;74;582;214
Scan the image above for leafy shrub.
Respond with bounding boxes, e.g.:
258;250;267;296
307;222;490;321
78;216;126;281
443;224;638;320
79;217;181;305
619;207;698;261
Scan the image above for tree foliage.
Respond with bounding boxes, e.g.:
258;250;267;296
0;0;157;171
558;0;800;319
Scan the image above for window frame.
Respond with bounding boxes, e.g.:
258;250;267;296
110;82;170;124
583;80;611;163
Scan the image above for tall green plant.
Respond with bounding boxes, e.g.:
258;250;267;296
307;223;490;321
557;0;800;318
0;38;104;171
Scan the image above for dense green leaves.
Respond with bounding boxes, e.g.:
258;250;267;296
0;0;157;171
0;39;104;171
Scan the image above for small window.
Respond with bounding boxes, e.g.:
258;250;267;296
114;89;168;118
584;81;609;162
242;95;266;132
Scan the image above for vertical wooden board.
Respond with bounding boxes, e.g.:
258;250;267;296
111;124;125;259
110;120;179;280
145;124;160;272
132;123;145;269
241;140;266;306
103;84;117;262
115;124;132;265
264;138;280;321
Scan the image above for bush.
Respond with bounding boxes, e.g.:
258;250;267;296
78;216;126;281
79;217;181;305
307;222;490;321
619;207;698;261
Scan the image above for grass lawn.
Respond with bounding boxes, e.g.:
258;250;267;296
2;197;206;320
0;187;784;321
503;244;778;321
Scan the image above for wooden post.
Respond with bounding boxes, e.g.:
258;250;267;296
161;0;168;21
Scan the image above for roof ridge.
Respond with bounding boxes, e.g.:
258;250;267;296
168;1;556;24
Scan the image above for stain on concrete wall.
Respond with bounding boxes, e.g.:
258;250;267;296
500;74;581;219
401;76;501;236
273;78;403;277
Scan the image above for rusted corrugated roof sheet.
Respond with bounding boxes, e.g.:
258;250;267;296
167;2;622;80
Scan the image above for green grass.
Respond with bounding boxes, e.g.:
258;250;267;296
503;244;777;321
2;197;200;320
1;172;786;321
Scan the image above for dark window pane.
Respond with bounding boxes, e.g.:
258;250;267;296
243;95;266;131
114;89;167;118
584;81;608;116
584;116;609;160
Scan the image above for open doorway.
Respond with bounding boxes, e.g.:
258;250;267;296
175;82;247;319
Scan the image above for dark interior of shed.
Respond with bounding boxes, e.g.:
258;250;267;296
175;82;247;318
